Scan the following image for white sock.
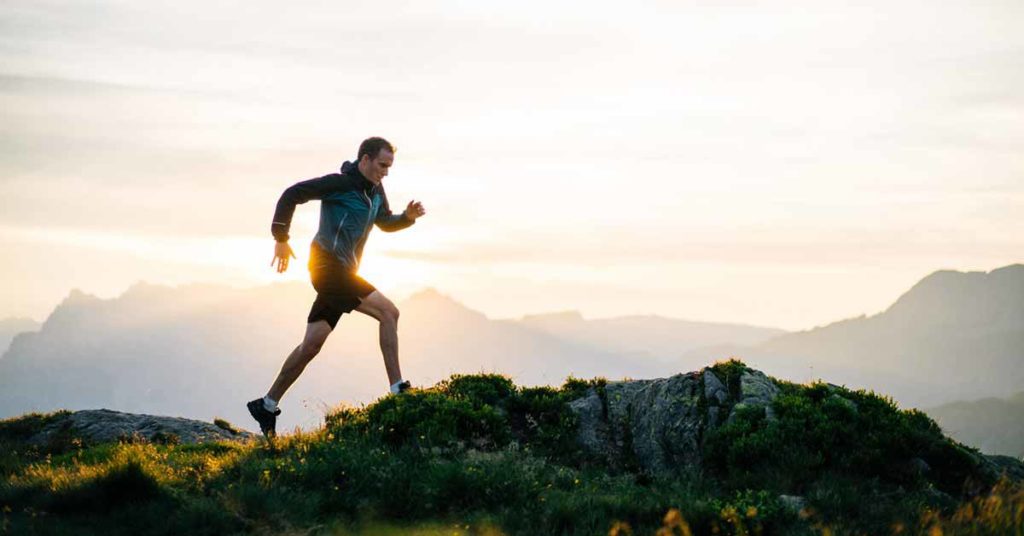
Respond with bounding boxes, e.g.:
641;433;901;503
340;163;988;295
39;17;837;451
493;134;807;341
263;396;278;412
390;380;406;394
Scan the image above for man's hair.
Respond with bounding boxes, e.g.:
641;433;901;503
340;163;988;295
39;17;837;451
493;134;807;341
358;137;396;161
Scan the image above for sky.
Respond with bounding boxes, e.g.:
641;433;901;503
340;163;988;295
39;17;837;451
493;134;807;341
1;0;1022;331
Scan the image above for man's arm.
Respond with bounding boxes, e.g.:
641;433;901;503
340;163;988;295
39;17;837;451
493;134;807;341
375;191;425;232
270;174;346;273
271;174;343;242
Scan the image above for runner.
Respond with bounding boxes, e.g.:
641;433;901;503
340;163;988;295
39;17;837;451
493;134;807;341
247;137;426;437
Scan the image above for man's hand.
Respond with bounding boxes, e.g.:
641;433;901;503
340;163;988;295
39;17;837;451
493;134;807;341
271;241;297;273
404;200;426;221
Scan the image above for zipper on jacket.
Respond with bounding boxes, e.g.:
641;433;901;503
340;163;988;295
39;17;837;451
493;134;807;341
332;213;348;251
361;190;375;237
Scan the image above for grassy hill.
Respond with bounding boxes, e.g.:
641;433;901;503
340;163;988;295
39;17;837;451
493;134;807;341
2;361;1022;535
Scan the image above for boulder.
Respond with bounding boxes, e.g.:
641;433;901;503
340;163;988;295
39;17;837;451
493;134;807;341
568;365;1024;486
28;409;252;446
703;370;728;405
569;366;782;474
569;372;703;473
725;369;781;425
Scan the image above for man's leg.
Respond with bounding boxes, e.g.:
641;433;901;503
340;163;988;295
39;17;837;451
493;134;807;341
266;320;333;402
355;291;403;386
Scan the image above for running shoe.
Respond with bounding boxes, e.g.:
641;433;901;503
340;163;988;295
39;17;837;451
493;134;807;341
246;398;281;437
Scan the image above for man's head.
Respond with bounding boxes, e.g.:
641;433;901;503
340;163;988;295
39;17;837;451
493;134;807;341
357;137;395;184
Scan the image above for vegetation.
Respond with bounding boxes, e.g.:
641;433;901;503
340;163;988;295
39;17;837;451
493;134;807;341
1;364;1021;535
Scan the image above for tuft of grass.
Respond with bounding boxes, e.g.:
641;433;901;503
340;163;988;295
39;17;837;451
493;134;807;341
0;410;79;477
709;358;748;402
0;411;73;443
212;417;241;435
924;475;1024;535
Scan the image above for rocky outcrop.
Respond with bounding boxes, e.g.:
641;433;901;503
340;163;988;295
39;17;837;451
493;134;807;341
568;366;781;473
568;365;1024;485
569;371;703;473
28;409;252;447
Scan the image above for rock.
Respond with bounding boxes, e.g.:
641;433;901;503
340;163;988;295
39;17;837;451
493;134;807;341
707;406;720;428
569;365;785;475
703;370;728;405
29;409;253;447
571;372;703;473
725;370;781;425
567;390;609;458
739;369;779;406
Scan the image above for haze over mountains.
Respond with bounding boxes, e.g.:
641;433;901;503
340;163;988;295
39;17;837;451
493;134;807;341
0;317;40;355
1;263;1021;452
926;391;1024;458
0;283;781;431
709;264;1024;409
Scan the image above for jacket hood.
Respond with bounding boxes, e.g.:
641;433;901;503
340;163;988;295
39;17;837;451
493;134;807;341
340;160;375;191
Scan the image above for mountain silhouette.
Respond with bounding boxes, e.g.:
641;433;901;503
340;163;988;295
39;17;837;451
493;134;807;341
926;391;1024;458
0;282;779;431
0;316;40;355
714;264;1024;408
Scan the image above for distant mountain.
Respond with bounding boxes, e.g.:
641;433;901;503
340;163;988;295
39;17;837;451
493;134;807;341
707;264;1024;408
926;392;1024;458
0;283;779;432
5;263;1019;434
518;310;784;372
0;317;40;355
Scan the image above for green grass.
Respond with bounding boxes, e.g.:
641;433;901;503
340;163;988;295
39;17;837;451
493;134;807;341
1;363;1021;535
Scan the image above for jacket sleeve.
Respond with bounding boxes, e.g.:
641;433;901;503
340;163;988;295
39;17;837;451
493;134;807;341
271;174;345;242
375;189;416;232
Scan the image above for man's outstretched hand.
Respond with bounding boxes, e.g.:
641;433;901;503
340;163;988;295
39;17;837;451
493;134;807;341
404;200;427;221
271;241;297;273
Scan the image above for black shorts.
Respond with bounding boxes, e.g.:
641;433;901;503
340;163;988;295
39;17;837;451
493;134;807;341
307;246;376;329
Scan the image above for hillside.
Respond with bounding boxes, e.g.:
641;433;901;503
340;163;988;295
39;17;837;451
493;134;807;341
927;391;1024;458
0;316;40;355
2;362;1021;535
703;264;1024;408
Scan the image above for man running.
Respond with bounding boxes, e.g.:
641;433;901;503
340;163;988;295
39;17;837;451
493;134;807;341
247;136;426;437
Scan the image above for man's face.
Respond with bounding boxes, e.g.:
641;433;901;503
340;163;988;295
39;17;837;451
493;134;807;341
360;149;394;184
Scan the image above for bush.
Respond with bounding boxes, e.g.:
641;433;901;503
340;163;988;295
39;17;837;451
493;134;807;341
325;373;600;464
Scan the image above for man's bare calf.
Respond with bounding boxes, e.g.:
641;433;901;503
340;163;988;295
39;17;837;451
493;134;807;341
265;290;403;405
355;290;403;387
266;320;333;403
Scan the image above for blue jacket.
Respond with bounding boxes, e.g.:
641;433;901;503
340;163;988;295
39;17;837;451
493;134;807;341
271;161;415;272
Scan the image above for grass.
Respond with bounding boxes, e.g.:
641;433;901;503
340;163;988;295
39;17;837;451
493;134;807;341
1;363;1021;535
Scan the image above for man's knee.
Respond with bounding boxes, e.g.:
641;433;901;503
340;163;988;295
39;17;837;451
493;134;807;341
300;323;331;357
360;292;399;323
299;340;325;359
